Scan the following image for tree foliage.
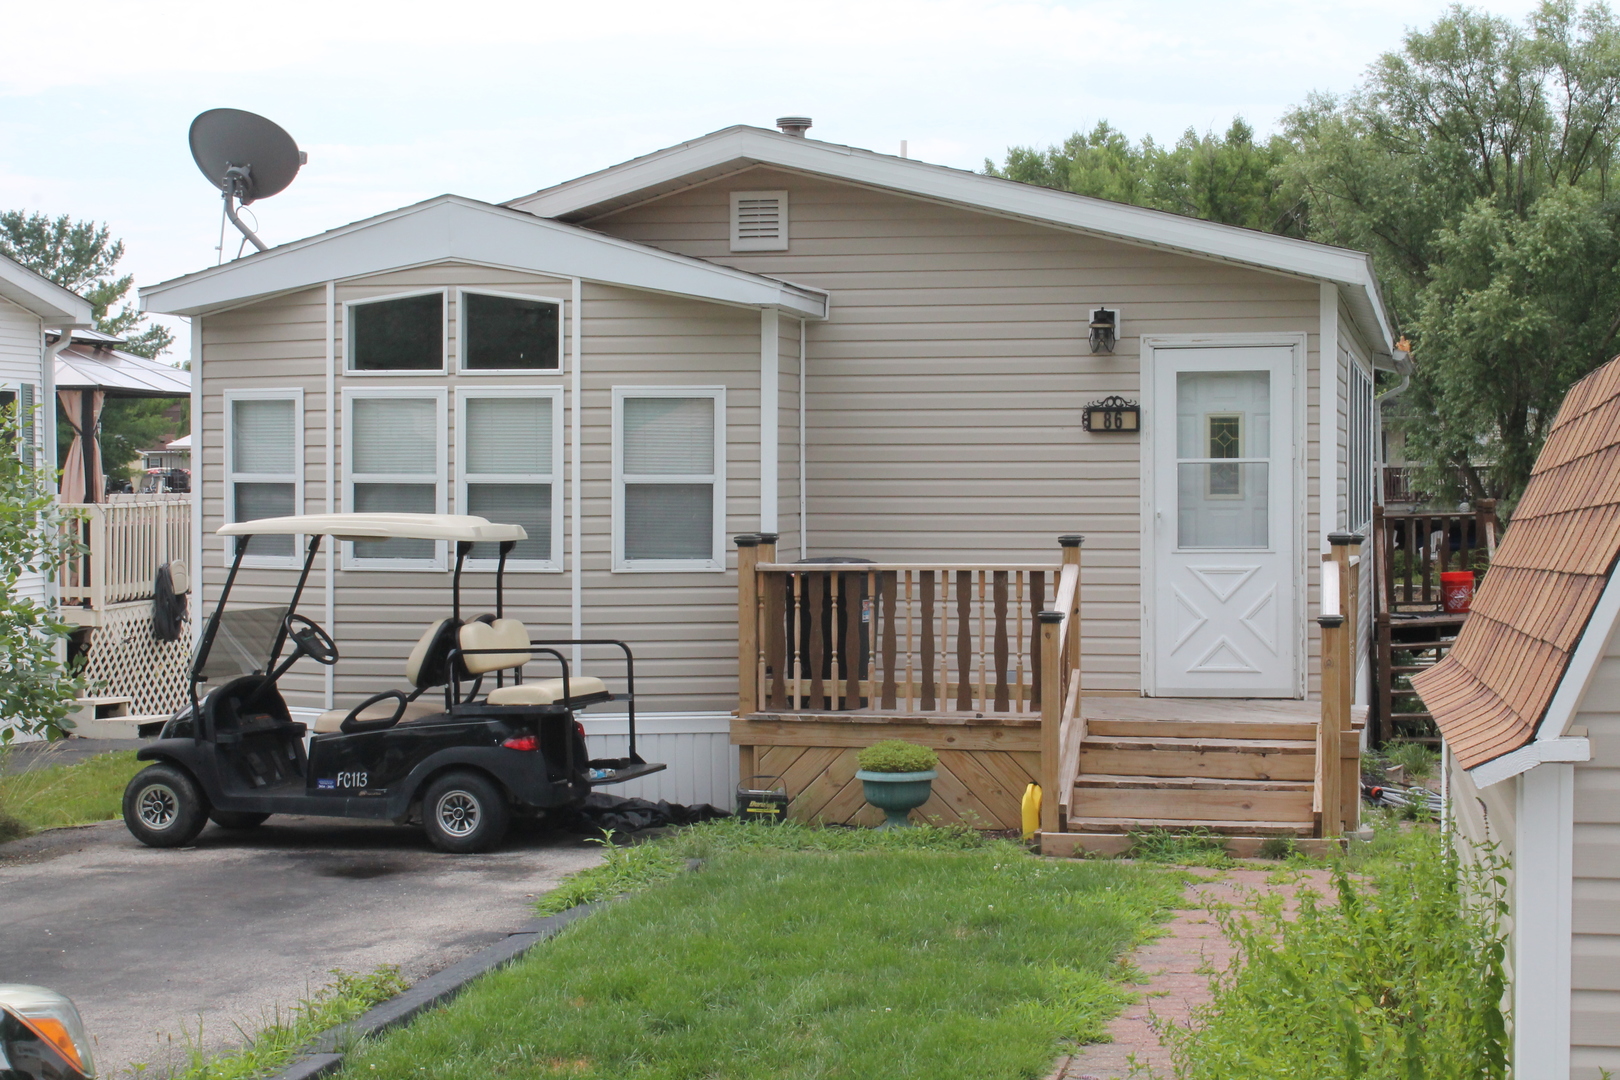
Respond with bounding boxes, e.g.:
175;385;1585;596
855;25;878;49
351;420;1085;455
0;211;174;359
0;404;88;741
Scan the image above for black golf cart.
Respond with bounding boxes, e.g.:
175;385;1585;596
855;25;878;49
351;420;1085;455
122;512;664;853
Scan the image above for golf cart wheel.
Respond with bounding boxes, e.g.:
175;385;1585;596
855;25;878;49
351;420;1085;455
209;810;270;830
422;771;509;854
123;764;208;848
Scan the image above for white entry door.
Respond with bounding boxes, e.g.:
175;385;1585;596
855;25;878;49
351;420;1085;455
1150;346;1296;696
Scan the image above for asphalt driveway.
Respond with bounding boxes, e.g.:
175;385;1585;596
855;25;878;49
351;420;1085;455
0;816;601;1078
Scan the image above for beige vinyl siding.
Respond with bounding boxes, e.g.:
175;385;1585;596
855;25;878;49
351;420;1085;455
1570;633;1620;1076
199;264;763;715
0;297;46;605
590;167;1325;694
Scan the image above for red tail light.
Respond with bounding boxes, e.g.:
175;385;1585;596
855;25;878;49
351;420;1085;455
502;734;539;752
575;720;586;741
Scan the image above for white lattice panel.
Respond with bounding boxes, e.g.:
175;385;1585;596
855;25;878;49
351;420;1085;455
79;601;192;717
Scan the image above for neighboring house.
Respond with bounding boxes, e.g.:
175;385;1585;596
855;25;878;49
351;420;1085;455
0;253;94;606
139;121;1393;764
1414;358;1620;1080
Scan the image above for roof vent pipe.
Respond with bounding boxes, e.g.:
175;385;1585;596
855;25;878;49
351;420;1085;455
776;117;812;137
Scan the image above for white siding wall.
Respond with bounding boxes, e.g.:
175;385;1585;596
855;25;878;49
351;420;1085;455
591;167;1327;694
1570;632;1620;1077
0;296;46;606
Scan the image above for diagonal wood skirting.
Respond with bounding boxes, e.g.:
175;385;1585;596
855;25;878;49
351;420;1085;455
738;718;1039;830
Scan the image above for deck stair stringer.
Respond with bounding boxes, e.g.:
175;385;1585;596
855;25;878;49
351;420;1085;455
1052;712;1324;857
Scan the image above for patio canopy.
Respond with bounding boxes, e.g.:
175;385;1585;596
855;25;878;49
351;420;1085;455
52;329;189;502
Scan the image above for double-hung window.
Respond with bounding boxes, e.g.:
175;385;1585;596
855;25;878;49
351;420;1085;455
346;291;447;373
226;389;303;563
457;290;562;372
456;389;563;569
343;388;447;567
613;388;725;571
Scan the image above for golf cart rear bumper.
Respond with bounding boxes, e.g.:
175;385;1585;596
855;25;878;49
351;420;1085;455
587;760;667;786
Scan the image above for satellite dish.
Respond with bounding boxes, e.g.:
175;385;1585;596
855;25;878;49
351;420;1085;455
189;108;306;254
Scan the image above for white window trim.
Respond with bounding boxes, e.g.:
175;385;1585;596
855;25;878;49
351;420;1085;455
730;190;789;252
224;388;305;569
612;386;727;573
454;288;566;376
455;386;564;572
341;386;448;570
342;288;449;376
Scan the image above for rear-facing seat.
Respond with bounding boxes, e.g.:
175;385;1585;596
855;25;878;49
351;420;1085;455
460;618;613;708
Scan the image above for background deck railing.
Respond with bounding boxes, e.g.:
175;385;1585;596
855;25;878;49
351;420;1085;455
59;494;191;609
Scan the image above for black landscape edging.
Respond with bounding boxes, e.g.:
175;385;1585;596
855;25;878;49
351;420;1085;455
267;901;604;1080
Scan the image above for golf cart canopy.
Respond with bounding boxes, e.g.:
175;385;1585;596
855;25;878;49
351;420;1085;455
218;513;526;543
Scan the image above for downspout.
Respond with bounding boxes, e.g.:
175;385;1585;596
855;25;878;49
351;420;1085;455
189;320;204;648
571;278;583;674
799;317;807;559
324;282;336;710
760;309;780;535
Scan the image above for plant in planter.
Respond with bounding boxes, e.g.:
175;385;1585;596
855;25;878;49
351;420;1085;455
855;740;939;829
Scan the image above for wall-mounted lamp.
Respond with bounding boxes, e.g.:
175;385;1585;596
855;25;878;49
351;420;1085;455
1088;307;1119;354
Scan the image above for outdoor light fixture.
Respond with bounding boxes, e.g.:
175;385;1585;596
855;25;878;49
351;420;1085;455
1088;308;1119;354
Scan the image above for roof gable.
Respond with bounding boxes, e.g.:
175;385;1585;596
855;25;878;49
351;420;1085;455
0;253;94;325
140;195;828;319
506;125;1393;357
1414;356;1620;768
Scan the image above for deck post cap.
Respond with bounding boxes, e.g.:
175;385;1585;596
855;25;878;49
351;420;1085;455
1328;532;1364;546
757;532;780;545
734;533;761;547
1317;614;1346;628
1057;534;1086;547
1036;610;1064;624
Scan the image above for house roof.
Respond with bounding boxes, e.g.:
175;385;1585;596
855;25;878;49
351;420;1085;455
506;125;1395;360
0;253;94;326
140;195;828;320
1413;356;1620;770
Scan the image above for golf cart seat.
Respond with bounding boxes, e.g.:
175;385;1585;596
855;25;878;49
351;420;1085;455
311;699;442;734
486;677;612;707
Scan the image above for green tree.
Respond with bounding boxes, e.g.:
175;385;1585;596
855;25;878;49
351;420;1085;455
1282;1;1620;503
987;118;1306;235
0;403;88;741
0;211;174;359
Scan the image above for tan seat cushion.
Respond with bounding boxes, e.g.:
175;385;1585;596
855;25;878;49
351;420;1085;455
485;676;609;707
458;618;530;676
312;698;442;734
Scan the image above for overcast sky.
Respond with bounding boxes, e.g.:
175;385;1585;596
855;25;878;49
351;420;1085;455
2;0;1545;356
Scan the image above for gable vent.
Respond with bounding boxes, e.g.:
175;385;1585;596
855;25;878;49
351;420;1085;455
730;190;789;252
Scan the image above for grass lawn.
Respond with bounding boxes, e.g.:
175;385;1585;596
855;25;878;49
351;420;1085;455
339;823;1181;1080
0;749;143;837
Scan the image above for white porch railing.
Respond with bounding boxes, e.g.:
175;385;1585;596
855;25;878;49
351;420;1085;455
59;494;191;609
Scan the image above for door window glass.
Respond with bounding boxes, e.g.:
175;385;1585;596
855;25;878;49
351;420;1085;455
1177;371;1269;549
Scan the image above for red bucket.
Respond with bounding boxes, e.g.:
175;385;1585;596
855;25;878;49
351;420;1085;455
1440;571;1475;614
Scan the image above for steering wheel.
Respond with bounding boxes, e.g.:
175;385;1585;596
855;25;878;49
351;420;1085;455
284;614;340;666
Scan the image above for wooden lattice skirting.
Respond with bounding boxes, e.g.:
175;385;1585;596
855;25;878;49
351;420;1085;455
77;600;192;717
735;718;1039;830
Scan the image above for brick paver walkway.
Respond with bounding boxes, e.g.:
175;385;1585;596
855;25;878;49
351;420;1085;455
1048;865;1335;1080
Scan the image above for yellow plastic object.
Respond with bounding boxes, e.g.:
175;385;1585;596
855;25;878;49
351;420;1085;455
1021;783;1042;840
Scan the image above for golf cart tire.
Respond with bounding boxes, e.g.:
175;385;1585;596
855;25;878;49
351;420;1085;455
209;810;271;830
422;770;509;854
123;763;209;848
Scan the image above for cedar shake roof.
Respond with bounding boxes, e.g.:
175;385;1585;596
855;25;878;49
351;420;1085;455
1413;356;1620;769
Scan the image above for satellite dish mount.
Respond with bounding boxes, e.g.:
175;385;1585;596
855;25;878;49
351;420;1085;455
189;109;305;257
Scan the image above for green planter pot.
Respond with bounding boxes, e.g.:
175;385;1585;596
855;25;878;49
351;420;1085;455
855;769;937;829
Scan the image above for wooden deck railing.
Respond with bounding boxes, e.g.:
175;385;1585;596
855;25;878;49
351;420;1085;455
736;534;1085;833
59;494;191;609
1318;533;1363;838
1374;502;1498;612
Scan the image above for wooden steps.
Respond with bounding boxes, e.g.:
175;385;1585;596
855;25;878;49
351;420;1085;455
1055;715;1321;852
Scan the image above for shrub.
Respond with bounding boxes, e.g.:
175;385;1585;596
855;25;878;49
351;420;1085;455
856;739;938;773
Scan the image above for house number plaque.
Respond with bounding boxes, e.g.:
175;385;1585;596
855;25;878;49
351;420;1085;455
1082;395;1140;433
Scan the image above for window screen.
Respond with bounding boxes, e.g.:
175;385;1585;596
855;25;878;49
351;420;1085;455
348;394;440;562
462;294;560;370
230;396;298;558
619;394;720;565
350;294;443;371
463;396;555;561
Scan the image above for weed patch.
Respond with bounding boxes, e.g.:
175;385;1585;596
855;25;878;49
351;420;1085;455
151;967;406;1080
1126;827;1234;867
0;749;142;836
1166;823;1508;1078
